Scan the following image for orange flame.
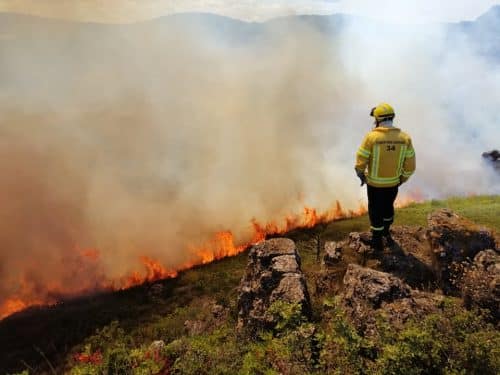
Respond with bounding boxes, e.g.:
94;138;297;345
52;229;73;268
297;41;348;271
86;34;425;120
1;299;28;319
0;198;384;320
395;188;425;208
114;200;367;291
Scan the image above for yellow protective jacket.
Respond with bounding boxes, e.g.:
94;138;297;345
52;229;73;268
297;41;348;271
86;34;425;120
355;126;416;187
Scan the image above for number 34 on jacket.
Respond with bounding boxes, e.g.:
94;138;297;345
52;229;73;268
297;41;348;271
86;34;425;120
355;126;416;188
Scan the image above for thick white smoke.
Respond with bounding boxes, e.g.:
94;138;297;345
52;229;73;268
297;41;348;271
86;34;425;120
332;17;500;199
0;10;498;313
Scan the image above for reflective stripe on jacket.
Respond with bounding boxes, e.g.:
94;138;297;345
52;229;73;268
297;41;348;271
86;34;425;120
355;126;416;187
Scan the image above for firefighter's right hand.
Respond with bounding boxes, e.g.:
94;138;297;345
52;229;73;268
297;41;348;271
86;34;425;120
359;175;366;186
356;170;366;186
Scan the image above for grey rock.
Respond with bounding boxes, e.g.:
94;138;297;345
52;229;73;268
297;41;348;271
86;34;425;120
482;150;500;172
378;225;436;288
270;274;309;304
482;149;500;161
340;264;441;337
348;232;372;254
237;238;311;332
271;255;300;274
323;241;342;265
462;249;500;322
342;264;411;309
427;209;497;294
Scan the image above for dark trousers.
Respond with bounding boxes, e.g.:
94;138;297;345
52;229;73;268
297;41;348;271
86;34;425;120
367;185;399;237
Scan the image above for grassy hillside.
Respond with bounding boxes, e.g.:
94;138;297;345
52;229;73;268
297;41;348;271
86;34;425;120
1;195;499;374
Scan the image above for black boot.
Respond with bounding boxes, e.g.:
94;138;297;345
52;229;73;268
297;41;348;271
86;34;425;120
384;231;395;246
383;226;395;246
371;233;384;253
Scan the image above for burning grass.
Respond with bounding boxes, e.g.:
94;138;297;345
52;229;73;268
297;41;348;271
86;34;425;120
0;199;370;321
2;192;494;322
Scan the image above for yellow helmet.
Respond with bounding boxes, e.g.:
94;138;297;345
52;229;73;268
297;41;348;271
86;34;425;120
370;103;395;121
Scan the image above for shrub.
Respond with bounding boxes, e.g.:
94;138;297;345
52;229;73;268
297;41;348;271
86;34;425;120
318;298;375;374
165;327;243;374
374;306;500;375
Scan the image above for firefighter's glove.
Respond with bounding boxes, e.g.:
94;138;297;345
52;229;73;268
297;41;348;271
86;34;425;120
356;170;366;187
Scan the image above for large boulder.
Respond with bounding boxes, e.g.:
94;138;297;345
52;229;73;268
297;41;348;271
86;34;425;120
427;209;497;294
342;264;412;309
462;249;500;322
379;225;436;289
237;238;311;332
482;149;500;161
340;264;442;336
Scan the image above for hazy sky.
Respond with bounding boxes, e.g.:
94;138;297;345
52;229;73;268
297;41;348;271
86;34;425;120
0;0;499;23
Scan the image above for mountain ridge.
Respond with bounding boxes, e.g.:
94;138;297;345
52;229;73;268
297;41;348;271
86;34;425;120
1;4;499;26
1;6;499;60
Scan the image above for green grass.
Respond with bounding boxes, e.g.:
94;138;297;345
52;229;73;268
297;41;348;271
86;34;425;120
321;195;500;242
396;195;500;229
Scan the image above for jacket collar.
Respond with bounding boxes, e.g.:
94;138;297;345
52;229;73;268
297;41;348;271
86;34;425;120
373;126;400;132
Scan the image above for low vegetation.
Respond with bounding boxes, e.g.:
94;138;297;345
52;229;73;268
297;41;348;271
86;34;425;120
66;299;499;375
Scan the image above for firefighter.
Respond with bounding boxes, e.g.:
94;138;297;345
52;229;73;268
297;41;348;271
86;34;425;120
355;103;416;252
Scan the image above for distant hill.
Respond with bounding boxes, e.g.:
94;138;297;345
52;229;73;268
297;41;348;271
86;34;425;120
0;11;347;45
1;5;498;101
1;6;499;53
450;5;500;61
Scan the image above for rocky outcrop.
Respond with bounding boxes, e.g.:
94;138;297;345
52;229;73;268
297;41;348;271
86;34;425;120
345;232;373;254
342;264;412;308
427;209;497;294
462;249;500;321
482;150;500;173
237;210;499;338
378;226;436;289
340;264;442;336
319;226;436;289
482;149;500;161
326;209;500;335
237;238;311;332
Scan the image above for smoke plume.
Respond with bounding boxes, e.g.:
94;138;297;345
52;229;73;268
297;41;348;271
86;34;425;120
0;10;498;316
